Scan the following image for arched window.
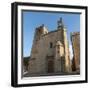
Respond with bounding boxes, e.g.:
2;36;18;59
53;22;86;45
50;42;53;48
57;50;60;54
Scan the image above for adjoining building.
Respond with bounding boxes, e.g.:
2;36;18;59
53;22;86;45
28;18;71;75
71;32;80;73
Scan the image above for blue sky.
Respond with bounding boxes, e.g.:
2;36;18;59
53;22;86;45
23;11;80;57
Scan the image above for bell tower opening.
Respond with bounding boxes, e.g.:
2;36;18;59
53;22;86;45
57;17;64;30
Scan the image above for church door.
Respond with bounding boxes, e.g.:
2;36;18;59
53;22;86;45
48;59;54;73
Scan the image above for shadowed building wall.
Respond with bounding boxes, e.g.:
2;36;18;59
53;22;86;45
71;32;80;72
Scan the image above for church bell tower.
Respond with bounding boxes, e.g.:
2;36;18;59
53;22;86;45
54;18;71;73
57;17;64;30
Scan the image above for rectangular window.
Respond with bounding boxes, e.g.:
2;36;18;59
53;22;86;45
50;42;53;48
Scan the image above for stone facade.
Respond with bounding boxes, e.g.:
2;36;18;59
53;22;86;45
28;18;71;75
71;32;80;72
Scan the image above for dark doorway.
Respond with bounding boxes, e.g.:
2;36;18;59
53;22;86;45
48;60;54;73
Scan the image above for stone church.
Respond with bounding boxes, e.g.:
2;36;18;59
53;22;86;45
28;18;71;75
